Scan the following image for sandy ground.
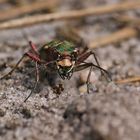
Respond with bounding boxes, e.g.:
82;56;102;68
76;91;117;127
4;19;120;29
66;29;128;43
0;0;140;140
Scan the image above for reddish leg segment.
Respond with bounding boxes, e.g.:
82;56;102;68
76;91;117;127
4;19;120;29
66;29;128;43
29;41;39;55
26;52;41;62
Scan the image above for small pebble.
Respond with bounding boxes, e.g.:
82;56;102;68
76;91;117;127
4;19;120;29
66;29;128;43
79;84;87;94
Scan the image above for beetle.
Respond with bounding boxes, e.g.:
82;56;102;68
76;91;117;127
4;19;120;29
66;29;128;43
0;40;111;102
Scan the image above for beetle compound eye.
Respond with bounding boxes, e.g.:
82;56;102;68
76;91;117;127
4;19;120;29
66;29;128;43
71;48;78;60
71;52;77;60
57;54;62;61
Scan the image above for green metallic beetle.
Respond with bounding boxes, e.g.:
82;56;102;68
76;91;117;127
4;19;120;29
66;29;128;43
0;40;111;102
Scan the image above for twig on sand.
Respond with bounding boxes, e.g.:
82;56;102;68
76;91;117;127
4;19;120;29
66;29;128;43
57;27;138;48
0;1;140;29
56;27;82;43
115;15;140;25
115;76;140;84
0;0;6;4
0;0;59;21
89;27;138;48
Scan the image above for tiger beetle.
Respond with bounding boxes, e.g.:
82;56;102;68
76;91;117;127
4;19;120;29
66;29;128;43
0;40;111;102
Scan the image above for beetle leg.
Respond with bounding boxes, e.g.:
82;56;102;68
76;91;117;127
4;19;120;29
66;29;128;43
91;51;110;81
77;51;91;64
29;41;39;55
0;54;26;80
0;52;41;80
86;66;93;93
24;61;39;102
75;62;111;81
26;52;41;62
74;63;93;93
74;62;111;93
77;51;112;81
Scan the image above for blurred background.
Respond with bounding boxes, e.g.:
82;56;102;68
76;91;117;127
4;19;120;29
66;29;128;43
0;0;140;140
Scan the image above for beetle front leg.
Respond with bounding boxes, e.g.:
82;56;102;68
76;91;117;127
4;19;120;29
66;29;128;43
0;52;41;80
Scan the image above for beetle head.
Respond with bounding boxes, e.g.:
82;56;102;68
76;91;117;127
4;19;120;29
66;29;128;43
56;49;78;79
